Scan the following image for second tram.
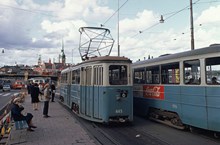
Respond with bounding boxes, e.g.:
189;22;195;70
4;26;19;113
132;44;220;135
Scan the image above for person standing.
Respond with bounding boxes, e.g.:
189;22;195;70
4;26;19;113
27;82;32;95
51;82;56;102
38;83;43;100
43;82;51;118
31;83;41;110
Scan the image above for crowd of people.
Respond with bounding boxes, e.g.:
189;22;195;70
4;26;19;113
11;80;56;132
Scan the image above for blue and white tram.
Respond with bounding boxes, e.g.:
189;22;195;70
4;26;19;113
132;44;220;134
60;56;133;123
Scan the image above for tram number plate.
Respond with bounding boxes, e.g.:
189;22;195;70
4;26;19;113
115;109;123;114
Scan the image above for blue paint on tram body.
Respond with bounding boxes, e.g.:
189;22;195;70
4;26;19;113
132;45;220;134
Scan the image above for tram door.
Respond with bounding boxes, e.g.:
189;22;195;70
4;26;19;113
80;67;86;115
93;66;103;119
81;66;103;119
67;71;71;107
81;66;92;116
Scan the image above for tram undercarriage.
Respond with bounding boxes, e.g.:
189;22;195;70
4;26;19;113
148;107;220;138
148;108;185;130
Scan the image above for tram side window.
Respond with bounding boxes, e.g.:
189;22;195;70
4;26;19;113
76;69;80;84
86;67;92;85
133;68;145;84
71;69;80;84
61;73;67;83
93;66;103;85
109;65;127;85
94;67;98;85
146;66;160;84
184;60;200;85
71;70;75;84
61;74;64;83
81;67;86;85
99;67;103;85
64;74;67;83
206;57;220;85
161;62;179;84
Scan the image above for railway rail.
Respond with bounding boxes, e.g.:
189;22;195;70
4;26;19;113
62;102;220;145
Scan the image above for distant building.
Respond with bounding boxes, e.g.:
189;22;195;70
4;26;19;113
0;40;67;77
34;40;67;76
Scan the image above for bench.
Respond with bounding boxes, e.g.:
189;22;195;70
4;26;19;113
14;120;29;130
8;120;28;144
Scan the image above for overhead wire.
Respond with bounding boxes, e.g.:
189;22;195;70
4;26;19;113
0;4;55;17
196;0;220;4
101;0;129;27
130;0;202;39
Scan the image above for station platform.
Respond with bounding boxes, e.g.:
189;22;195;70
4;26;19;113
7;95;98;145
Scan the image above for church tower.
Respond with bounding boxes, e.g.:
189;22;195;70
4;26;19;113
61;39;66;64
38;55;42;66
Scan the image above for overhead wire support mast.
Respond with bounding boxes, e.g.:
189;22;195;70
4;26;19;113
131;0;200;52
118;0;120;56
190;0;195;50
100;0;129;56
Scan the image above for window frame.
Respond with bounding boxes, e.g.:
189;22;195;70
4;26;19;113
109;65;128;85
161;62;180;84
205;57;220;85
183;59;201;85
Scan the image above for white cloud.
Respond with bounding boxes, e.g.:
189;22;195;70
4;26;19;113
195;5;220;24
193;4;220;48
57;0;114;22
0;0;220;66
120;10;157;34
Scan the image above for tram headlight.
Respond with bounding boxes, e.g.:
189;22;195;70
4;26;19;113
120;91;128;98
116;89;128;100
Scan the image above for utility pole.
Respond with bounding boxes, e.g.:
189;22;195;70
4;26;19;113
117;0;120;56
190;0;195;50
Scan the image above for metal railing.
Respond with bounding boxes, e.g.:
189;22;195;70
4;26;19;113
0;98;14;144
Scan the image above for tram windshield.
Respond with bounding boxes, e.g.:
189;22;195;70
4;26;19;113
109;65;128;85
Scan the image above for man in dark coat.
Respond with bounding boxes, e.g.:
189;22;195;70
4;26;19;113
50;82;56;102
30;83;41;110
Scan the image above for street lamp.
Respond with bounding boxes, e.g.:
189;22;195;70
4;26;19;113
159;15;164;23
159;1;195;50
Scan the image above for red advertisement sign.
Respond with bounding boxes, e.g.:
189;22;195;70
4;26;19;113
143;85;164;100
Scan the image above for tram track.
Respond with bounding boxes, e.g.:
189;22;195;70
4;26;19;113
60;102;121;145
93;120;170;145
79;116;220;145
61;101;220;145
68;108;170;145
91;123;122;145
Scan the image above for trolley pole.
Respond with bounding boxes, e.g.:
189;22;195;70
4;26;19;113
190;0;195;50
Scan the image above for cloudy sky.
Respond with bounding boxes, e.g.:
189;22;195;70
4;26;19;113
0;0;220;66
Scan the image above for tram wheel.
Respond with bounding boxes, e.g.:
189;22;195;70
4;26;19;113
214;132;220;139
189;126;194;133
